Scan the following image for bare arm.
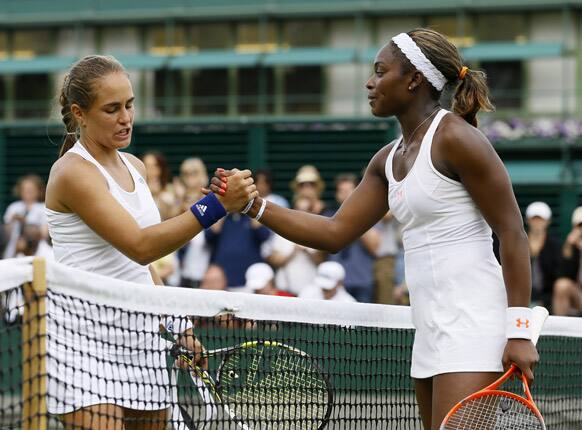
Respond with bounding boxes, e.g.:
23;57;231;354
361;228;380;256
219;145;392;253
46;156;256;265
149;265;164;286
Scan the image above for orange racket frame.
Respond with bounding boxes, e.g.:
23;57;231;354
439;306;549;430
439;363;545;429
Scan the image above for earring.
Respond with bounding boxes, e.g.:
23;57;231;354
408;86;413;91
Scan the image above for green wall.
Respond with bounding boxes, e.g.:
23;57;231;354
0;119;578;238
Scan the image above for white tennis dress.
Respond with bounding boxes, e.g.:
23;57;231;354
386;110;507;378
46;141;171;413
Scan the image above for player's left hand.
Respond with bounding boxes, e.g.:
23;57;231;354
176;327;208;370
502;338;539;386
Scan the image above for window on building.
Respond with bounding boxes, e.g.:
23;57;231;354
283;20;325;48
476;14;526;42
284;66;323;113
191;69;229;115
426;15;474;46
154;70;183;116
238;67;275;114
0;32;8;59
149;25;186;56
481;61;523;109
190;24;232;51
13;30;53;57
15;74;50;118
236;22;277;52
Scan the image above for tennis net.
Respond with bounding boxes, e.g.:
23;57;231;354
0;257;580;429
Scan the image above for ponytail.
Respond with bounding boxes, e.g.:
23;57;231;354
406;28;495;128
451;69;494;127
59;74;77;158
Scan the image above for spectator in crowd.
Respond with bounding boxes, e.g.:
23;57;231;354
553;206;582;316
524;202;560;309
141;151;177;220
176;158;211;288
374;211;400;304
15;224;53;260
3;174;49;259
150;253;179;286
174;158;209;212
200;264;228;291
323;173;379;303
255;169;289;208
299;261;356;302
262;196;326;296
206;214;271;288
290;165;326;215
245;262;295;297
142;151;181;285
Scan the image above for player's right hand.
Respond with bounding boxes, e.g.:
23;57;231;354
203;168;257;213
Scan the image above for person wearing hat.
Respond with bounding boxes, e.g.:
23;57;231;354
245;262;295;297
553;206;582;316
299;261;357;303
290;165;326;215
523;202;560;310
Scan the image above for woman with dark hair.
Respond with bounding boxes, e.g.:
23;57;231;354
211;29;537;430
141;150;177;220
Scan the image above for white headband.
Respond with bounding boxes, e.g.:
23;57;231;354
391;33;447;91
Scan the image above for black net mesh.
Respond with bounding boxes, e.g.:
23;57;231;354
0;284;581;429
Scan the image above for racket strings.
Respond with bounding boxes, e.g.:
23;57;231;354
218;345;329;429
445;394;544;430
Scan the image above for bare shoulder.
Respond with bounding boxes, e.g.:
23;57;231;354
122;152;147;178
46;153;107;211
436;113;492;152
367;139;398;177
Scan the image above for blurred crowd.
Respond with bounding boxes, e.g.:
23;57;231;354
2;154;581;315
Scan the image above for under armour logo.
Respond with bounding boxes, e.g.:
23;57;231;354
515;318;529;328
196;204;207;216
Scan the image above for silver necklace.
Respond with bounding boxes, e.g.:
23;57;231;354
399;107;440;154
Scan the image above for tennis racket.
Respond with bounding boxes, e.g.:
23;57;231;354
161;324;333;430
440;305;549;430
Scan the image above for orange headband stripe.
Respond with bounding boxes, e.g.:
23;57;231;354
459;66;469;80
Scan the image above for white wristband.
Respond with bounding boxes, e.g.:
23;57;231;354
254;198;267;221
241;198;255;214
506;307;533;340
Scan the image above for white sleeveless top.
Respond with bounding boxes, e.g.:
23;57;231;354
47;141;160;285
386;109;507;378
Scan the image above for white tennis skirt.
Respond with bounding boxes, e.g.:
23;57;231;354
46;294;172;414
405;242;508;379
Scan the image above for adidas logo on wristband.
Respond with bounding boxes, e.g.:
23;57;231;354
196;204;207;216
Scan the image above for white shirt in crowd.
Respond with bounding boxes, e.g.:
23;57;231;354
261;233;318;296
3;201;48;259
181;232;211;282
375;216;400;257
298;285;357;303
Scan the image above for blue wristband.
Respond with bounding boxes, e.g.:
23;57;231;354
190;193;227;229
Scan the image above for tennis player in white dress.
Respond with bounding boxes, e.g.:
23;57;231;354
45;55;257;430
209;29;539;430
